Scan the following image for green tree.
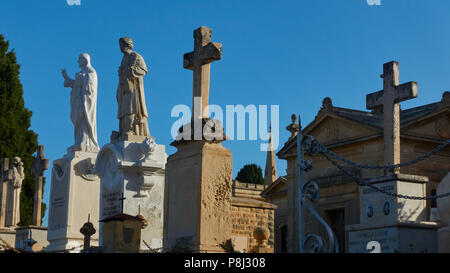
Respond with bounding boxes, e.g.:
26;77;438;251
0;34;45;226
235;163;264;185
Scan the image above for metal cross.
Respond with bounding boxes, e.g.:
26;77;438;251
183;26;222;120
31;145;49;226
119;193;126;214
366;61;418;174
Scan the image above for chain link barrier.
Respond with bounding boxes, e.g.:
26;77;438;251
303;136;450;200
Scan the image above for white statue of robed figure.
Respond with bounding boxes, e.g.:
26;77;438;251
62;53;99;152
8;157;24;226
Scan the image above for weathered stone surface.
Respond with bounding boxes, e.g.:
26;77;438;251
5;157;25;227
95;137;166;251
232;181;275;252
100;214;144;253
164;141;232;252
347;222;438;253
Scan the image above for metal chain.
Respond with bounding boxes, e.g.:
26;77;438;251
315;139;450;170
321;152;450;200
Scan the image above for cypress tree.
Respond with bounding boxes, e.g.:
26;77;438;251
0;34;44;226
235;163;264;185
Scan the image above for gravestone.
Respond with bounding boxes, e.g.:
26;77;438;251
31;145;49;227
0;158;15;247
95;38;167;251
15;146;50;252
95;136;166;251
46;54;101;252
346;61;438;253
100;213;146;253
163;26;233;253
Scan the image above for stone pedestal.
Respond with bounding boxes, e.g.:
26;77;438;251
95;136;166;251
15;226;48;251
347;174;438;253
437;172;450;253
46;149;100;252
163;140;233;253
100;214;144;253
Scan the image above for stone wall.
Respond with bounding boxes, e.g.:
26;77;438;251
231;181;275;252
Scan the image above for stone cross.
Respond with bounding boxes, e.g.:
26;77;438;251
0;158;12;227
31;145;49;226
183;26;222;120
80;214;96;251
366;61;418;174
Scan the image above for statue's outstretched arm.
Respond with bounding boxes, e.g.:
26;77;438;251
62;68;75;88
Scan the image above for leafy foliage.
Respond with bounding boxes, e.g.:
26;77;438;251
235;163;264;185
0;34;45;226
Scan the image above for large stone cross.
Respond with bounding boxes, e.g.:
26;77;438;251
31;145;49;226
366;61;418;174
183;26;222;120
0;158;12;227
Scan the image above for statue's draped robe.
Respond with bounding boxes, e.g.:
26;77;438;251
64;66;99;151
117;51;150;136
6;165;24;226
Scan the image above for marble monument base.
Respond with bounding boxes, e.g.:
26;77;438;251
346;173;438;253
163;140;233;253
347;221;438;253
95;136;167;251
46;148;100;252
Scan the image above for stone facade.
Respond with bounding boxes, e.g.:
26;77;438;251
231;181;275;253
261;177;288;252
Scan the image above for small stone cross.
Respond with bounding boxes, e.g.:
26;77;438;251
80;214;96;251
366;61;418;174
183;26;222;120
31;145;49;226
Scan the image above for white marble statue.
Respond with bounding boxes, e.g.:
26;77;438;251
116;37;150;137
9;157;24;226
62;53;99;152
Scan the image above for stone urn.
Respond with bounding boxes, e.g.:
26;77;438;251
253;226;270;247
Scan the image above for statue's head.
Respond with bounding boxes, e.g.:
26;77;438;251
13;157;22;166
78;53;91;68
119;37;133;53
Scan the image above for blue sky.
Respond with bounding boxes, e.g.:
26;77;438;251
2;0;450;226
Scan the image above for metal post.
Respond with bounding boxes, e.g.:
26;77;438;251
296;114;303;253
